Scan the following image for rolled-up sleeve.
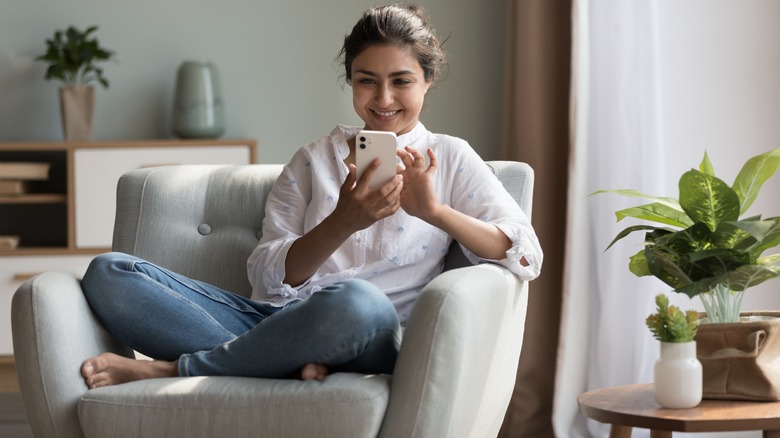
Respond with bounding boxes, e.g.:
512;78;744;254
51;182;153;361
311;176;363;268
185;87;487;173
446;140;543;281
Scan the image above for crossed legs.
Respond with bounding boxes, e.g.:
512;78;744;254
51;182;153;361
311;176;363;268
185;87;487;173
81;252;401;388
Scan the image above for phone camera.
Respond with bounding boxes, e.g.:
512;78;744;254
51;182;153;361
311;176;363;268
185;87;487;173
359;143;367;149
359;136;366;142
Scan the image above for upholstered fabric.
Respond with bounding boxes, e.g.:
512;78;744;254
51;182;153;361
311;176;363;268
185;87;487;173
79;374;390;437
12;162;534;438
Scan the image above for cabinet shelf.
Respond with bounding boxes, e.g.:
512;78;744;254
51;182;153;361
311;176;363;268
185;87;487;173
0;246;106;256
0;194;67;204
0;139;257;356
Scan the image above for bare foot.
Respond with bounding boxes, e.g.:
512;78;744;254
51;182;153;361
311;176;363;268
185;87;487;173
82;352;178;389
300;363;328;381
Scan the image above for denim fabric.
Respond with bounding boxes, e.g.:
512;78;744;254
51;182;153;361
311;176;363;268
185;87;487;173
82;252;401;378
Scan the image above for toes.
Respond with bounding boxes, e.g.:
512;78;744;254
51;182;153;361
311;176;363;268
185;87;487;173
82;361;95;378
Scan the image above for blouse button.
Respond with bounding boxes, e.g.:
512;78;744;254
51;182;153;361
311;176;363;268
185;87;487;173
197;224;212;235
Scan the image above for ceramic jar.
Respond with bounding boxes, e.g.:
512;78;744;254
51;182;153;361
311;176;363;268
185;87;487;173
654;341;702;408
172;60;225;138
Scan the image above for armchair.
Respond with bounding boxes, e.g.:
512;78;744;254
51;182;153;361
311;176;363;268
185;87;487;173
12;161;533;438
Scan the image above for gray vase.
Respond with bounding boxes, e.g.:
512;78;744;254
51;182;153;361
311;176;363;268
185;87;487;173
172;60;225;138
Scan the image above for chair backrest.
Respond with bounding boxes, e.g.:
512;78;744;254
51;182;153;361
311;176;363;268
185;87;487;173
113;161;534;297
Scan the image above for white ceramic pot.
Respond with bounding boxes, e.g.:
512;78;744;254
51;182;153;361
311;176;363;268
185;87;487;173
654;341;702;408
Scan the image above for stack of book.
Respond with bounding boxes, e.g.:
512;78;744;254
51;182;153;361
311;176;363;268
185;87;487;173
0;235;20;251
0;161;51;196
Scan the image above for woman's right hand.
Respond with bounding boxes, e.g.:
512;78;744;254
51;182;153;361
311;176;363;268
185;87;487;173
283;160;402;287
331;160;403;235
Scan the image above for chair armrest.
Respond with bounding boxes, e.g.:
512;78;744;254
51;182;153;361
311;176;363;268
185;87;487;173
379;263;529;438
12;266;133;438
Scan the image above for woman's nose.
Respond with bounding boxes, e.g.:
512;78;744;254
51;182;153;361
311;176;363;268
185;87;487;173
375;84;393;106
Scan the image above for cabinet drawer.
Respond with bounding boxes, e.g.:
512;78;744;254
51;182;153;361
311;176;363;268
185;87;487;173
1;254;94;355
74;145;251;249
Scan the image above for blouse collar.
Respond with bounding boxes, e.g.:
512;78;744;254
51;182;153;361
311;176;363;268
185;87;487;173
331;122;428;159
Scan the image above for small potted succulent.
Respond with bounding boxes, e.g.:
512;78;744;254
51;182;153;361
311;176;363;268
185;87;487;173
36;25;115;141
646;294;701;408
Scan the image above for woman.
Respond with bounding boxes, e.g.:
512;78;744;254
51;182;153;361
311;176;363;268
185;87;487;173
81;4;542;388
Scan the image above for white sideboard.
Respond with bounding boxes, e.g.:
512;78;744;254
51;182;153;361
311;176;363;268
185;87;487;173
0;139;256;355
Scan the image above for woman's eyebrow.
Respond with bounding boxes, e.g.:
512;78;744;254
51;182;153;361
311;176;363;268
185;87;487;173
354;69;416;77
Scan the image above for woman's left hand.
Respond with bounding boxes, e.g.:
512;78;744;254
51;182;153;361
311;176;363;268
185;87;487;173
397;146;440;222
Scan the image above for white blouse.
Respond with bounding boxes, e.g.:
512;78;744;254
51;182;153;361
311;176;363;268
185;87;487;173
248;123;542;325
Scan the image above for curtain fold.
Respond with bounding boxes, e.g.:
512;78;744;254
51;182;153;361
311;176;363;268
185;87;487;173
554;1;667;437
498;1;571;437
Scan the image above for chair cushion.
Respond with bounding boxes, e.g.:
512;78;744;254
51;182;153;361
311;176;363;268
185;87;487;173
78;373;390;438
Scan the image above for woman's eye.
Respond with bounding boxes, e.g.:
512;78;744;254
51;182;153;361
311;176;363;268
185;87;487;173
395;79;412;86
358;78;375;85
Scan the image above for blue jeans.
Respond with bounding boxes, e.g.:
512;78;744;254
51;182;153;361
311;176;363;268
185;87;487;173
81;252;401;378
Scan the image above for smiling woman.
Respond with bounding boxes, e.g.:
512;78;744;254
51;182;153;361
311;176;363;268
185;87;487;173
78;3;542;397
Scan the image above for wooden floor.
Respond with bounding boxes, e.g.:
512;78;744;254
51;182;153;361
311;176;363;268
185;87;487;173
0;356;32;437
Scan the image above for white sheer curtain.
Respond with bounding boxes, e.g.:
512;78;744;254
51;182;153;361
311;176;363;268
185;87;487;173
554;1;669;437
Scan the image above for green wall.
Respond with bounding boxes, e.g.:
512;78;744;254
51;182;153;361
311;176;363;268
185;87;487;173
0;0;506;164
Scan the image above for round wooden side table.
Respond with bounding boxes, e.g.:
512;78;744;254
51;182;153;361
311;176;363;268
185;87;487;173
578;383;780;437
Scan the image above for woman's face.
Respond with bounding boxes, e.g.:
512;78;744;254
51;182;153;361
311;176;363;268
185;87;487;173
351;44;431;135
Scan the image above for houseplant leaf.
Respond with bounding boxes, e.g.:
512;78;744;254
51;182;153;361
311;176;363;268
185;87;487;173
699;151;715;176
590;189;681;210
679;170;740;231
615;202;693;228
629;249;652;277
732;148;780;214
604;225;664;251
725;264;780;291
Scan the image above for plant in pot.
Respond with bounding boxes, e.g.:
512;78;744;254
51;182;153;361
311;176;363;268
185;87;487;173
596;147;780;400
646;293;701;408
36;25;115;141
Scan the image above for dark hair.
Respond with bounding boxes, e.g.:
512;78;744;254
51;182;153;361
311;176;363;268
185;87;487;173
338;4;448;86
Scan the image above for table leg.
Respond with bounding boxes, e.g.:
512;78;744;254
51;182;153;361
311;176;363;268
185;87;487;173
764;430;780;438
609;425;632;438
650;431;672;438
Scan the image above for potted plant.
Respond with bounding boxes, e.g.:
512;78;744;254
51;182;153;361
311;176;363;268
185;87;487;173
596;148;780;323
597;148;780;400
36;25;115;141
646;293;701;408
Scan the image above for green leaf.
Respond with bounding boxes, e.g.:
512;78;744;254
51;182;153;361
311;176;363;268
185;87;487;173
590;189;681;210
699;151;715;176
615;202;693;228
604;225;663;251
679;170;740;231
735;219;780;258
676;275;727;298
35;25;114;88
644;245;694;291
629;249;651;276
725;264;780;291
732;148;780;215
711;221;757;251
758;253;780;265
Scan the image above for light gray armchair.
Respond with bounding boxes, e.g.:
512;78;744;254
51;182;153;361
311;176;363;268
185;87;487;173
12;161;533;438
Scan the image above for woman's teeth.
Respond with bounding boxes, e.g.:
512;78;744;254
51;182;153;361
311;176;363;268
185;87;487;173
373;109;398;117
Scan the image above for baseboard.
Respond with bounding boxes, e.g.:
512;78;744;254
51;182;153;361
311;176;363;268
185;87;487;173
0;356;20;393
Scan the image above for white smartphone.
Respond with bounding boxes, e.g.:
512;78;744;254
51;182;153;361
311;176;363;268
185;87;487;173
355;130;398;191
